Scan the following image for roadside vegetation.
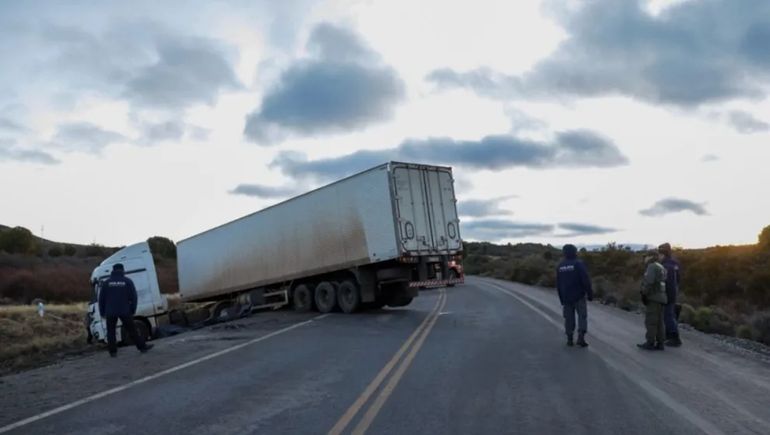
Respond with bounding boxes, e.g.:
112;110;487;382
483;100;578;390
464;224;770;346
0;303;90;375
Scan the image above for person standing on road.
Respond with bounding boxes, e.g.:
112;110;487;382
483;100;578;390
98;263;153;357
556;244;593;347
638;252;668;351
658;243;682;347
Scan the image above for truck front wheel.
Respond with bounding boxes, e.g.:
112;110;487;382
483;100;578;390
314;281;338;313
293;284;315;313
337;280;361;314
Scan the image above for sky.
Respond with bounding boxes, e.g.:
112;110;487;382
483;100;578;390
1;0;769;249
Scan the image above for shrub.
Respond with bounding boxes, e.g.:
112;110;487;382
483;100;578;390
48;246;63;257
692;306;735;336
679;303;696;325
63;245;77;256
751;311;770;345
148;236;176;259
0;227;37;254
84;244;107;258
736;324;754;340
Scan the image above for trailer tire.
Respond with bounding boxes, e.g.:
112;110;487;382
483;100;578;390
314;281;338;313
293;284;315;313
337;280;361;314
385;283;414;307
212;301;235;321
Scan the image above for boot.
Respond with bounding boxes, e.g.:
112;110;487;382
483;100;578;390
654;342;665;351
139;344;154;353
665;333;682;347
566;334;574;347
576;333;588;348
637;341;656;350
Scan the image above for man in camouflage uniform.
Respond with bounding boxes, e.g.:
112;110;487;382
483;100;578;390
658;243;682;347
638;252;668;351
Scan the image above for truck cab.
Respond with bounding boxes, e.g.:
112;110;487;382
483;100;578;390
87;242;168;343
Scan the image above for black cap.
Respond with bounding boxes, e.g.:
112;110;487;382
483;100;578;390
112;263;125;272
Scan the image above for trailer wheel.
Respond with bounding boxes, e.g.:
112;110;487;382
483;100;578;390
337;280;361;314
386;283;414;307
212;301;235;321
293;284;315;313
314;281;338;313
386;295;414;307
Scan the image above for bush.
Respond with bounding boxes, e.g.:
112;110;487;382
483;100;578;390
84;244;107;258
692;306;735;336
0;227;36;254
48;246;63;257
751;311;770;345
736;324;754;340
679;303;696;325
148;236;176;259
63;245;77;256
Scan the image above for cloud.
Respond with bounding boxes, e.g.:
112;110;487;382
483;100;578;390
270;129;628;181
9;22;240;113
462;219;555;240
0;139;59;165
244;23;405;145
640;198;709;216
556;222;619;237
125;37;241;110
230;183;302;199
429;0;770;107
140;120;185;142
727;111;770;133
49;122;126;153
458;196;516;217
701;154;719;162
0;117;26;132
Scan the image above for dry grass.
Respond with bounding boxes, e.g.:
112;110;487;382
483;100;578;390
0;303;91;375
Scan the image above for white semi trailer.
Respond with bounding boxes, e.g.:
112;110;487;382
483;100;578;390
88;162;463;342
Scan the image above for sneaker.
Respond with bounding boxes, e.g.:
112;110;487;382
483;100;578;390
577;337;589;348
637;342;656;350
139;344;154;353
654;342;665;351
109;352;117;358
665;336;682;347
566;335;574;347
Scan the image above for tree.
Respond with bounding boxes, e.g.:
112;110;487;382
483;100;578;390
48;246;63;257
63;244;77;256
759;225;770;250
0;226;36;254
147;236;176;259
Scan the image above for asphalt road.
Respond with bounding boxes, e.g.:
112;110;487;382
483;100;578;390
2;277;770;434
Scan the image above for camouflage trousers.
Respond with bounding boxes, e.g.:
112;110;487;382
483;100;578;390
644;302;665;344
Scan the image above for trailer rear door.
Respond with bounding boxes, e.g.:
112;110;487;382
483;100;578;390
392;163;461;255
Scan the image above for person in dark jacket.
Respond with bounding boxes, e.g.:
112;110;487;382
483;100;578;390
658;243;682;347
556;244;593;347
98;263;152;357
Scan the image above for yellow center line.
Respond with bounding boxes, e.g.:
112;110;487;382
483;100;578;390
350;289;447;435
328;289;446;435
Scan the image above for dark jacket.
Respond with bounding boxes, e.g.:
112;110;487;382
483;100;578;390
98;270;138;317
556;254;593;305
661;256;680;304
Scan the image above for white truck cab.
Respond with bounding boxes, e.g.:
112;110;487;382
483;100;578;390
88;242;168;343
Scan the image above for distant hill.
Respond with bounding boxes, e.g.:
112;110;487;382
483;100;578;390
0;226;178;304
